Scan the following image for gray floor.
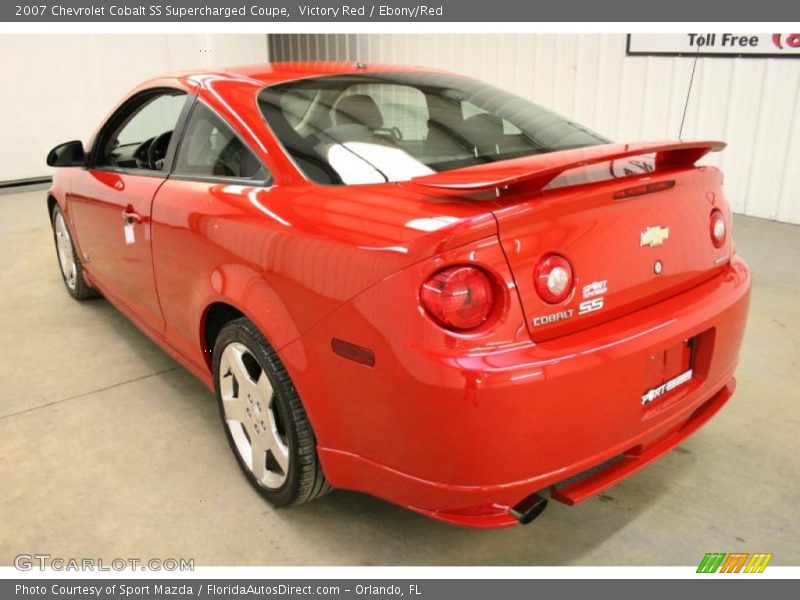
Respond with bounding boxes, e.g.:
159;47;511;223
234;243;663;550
1;186;798;566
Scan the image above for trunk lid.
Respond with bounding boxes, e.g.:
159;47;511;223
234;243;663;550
409;141;733;340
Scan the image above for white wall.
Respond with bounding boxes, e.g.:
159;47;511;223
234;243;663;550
270;34;800;225
0;34;268;182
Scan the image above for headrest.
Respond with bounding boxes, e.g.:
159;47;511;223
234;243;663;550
334;95;384;129
456;113;505;147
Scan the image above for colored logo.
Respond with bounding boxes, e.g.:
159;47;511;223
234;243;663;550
640;225;670;248
582;279;607;299
697;552;773;573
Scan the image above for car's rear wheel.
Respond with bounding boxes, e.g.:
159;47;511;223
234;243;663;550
51;205;97;300
213;317;331;507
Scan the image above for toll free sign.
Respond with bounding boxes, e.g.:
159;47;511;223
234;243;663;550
627;34;800;58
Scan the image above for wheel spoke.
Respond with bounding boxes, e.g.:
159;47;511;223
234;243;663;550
221;396;247;424
257;371;273;401
270;435;290;474
62;235;72;258
251;438;267;483
228;345;256;388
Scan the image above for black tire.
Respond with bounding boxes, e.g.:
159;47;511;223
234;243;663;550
213;317;331;507
50;205;98;300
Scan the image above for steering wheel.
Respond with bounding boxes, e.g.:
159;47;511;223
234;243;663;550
147;131;173;170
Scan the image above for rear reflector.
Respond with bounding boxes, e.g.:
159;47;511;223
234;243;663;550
613;180;675;200
331;338;375;367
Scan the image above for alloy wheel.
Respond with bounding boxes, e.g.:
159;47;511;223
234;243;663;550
218;342;289;489
54;212;77;290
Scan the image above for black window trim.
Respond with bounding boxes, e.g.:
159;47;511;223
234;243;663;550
253;86;317;187
168;98;273;188
88;85;197;179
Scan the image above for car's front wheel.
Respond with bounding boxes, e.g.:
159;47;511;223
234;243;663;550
213;317;331;507
51;205;97;300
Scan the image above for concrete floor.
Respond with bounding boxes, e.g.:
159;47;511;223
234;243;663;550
1;186;798;566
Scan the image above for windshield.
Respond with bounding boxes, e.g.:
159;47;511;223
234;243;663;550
257;72;609;186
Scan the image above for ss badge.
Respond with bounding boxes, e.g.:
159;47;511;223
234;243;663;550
578;297;604;315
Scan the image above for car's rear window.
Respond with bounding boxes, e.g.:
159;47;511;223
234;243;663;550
257;72;609;186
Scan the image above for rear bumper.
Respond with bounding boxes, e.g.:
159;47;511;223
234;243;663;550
294;256;751;528
320;378;735;528
549;378;734;506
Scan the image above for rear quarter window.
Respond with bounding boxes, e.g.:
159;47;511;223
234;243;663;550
174;102;268;182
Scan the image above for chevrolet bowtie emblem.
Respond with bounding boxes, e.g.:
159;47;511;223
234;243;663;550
640;226;670;248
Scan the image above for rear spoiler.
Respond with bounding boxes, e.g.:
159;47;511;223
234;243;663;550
410;140;726;194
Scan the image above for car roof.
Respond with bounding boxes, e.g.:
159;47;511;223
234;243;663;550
164;61;447;88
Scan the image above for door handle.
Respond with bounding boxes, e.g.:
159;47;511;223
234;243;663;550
121;209;143;225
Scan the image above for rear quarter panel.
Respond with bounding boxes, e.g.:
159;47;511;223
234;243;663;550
150;179;498;377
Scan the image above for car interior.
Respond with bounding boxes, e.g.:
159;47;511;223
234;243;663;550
258;74;607;185
95;91;187;172
93;90;265;181
172;103;266;181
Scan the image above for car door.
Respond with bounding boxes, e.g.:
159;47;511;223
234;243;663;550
149;100;272;368
69;88;193;332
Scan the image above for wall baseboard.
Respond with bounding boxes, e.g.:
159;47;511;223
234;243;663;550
0;176;52;190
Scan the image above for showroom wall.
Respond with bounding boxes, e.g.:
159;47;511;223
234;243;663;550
269;34;800;225
0;34;268;184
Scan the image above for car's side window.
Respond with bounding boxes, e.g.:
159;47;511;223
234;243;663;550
95;90;188;173
173;102;269;183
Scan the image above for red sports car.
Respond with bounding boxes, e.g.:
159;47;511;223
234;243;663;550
46;62;750;528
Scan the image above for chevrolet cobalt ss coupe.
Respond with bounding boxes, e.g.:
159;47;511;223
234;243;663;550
47;62;750;527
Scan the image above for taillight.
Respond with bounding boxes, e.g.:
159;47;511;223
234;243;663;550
420;265;495;331
534;254;574;304
710;210;726;248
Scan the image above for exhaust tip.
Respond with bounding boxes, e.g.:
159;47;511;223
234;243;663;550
509;493;548;525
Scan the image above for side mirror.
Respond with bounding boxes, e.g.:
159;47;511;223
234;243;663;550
46;141;86;167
